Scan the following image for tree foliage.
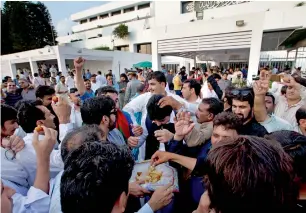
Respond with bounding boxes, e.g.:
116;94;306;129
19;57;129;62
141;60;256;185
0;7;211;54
112;24;129;39
1;1;57;55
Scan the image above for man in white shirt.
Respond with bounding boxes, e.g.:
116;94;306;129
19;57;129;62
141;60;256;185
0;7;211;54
90;74;100;93
55;76;69;101
14;99;72;187
32;73;45;88
96;71;107;87
123;71;198;161
50;65;57;78
65;72;75;90
1;126;57;213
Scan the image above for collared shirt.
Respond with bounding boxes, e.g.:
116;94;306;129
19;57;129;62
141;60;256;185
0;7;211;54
65;76;75;89
108;129;127;146
259;114;294;133
33;77;45;88
3;124;73;188
55;82;68;95
137;203;154;213
91;82;100;93
274;96;306;127
96;74;107;86
12;186;50;213
21;88;36;101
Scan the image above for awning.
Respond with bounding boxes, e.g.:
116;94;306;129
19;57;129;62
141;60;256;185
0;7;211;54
278;27;306;50
133;61;152;68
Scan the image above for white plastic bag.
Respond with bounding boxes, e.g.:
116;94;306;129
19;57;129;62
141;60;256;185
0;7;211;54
129;161;179;192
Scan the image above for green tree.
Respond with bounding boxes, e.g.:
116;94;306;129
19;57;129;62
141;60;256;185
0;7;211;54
1;1;57;55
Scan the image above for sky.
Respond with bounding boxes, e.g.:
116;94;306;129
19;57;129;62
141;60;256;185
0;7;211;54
1;1;108;36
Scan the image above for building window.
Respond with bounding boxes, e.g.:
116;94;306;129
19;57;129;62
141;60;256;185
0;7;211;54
124;7;135;13
137;43;151;54
111;10;121;16
80;19;87;24
261;30;293;51
137;3;150;10
100;14;109;19
115;45;129;52
89;17;98;22
182;1;194;13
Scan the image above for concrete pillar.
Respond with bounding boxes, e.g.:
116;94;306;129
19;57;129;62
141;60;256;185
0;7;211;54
129;43;136;53
29;59;39;77
248;27;264;83
55;47;67;76
152;39;161;71
9;61;17;78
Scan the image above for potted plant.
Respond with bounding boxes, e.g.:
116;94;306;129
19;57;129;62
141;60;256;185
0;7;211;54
113;24;129;39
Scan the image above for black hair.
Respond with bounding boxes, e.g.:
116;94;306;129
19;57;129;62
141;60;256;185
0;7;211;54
265;130;306;182
95;86;118;97
265;92;275;105
281;85;288;95
20;71;24;74
120;73;129;82
81;96;115;125
147;71;167;85
212;73;222;80
61;124;104;162
205;136;296;213
202;98;224;116
231;87;254;108
296;106;306;125
16;100;45;133
61;142;134;213
184;79;201;96
106;73;113;79
1;104;17;127
97;71;102;75
35;86;55;99
146;94;172;121
213;112;242;130
34;73;39;77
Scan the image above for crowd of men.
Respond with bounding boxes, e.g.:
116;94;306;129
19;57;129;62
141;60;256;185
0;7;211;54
1;56;306;213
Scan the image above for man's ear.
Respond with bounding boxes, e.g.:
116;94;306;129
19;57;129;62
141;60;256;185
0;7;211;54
36;120;44;126
113;192;127;213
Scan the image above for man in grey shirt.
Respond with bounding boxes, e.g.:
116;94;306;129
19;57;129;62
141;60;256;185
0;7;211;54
19;78;36;101
124;72;141;105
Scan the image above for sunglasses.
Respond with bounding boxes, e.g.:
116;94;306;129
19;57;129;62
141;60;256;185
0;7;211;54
230;88;253;97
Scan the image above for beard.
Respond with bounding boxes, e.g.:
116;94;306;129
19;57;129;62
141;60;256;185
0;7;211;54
237;110;253;123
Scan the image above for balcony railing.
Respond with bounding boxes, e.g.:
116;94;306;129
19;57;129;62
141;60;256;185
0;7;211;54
182;1;249;13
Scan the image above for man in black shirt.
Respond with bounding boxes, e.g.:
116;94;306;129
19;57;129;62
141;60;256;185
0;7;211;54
230;87;268;137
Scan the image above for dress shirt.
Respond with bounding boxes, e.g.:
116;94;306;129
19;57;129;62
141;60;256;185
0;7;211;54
33;77;45;88
184;121;213;147
137;203;154;213
96;74;107;86
12;123;73;187
70;104;83;128
108;129;127;146
49;171;63;213
91;82;100;93
65;76;75;90
259;114;294;133
274;96;306;127
12;186;50;213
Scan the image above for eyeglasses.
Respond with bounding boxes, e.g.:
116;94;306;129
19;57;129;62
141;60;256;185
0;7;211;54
5;147;16;160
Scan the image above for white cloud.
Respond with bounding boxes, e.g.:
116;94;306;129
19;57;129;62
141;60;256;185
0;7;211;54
56;18;75;37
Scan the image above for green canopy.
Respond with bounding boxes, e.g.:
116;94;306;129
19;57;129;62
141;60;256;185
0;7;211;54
133;61;152;68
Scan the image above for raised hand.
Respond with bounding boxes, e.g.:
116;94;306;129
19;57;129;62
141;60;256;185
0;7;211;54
151;150;172;166
148;183;174;212
174;111;195;137
154;129;174;143
52;96;71;124
127;136;139;148
131;124;143;136
1;135;25;153
33;126;57;158
74;57;85;71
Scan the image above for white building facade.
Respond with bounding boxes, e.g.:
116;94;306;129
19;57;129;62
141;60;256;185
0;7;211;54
56;1;306;81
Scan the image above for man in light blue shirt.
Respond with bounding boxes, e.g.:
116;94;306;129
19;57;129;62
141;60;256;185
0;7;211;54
1;126;57;213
